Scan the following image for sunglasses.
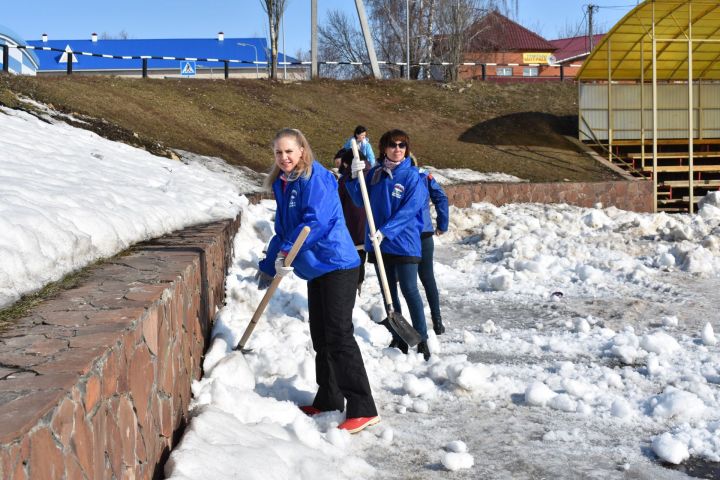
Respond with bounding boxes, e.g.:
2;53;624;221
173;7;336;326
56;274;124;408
389;141;407;149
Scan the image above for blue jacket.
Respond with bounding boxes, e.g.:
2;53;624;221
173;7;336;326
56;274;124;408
343;137;376;164
259;161;360;281
346;157;427;258
418;168;449;233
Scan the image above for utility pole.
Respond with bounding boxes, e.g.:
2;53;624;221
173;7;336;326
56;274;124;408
355;0;381;79
587;4;599;51
311;0;318;79
406;0;411;80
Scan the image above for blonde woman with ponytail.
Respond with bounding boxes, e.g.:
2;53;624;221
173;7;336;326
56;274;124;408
256;128;380;434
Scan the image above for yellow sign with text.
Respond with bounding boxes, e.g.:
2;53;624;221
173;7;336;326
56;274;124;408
523;53;552;64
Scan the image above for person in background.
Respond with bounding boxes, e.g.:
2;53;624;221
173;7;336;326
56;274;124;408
345;129;431;361
257;128;379;434
413;160;449;335
336;148;371;294
341;125;376;166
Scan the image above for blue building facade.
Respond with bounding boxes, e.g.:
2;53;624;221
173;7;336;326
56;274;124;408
0;25;40;75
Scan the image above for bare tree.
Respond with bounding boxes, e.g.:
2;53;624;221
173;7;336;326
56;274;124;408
433;0;487;81
99;30;130;40
318;10;372;79
259;0;288;80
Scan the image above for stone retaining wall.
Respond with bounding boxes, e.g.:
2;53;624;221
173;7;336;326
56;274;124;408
443;180;654;212
0;215;240;480
250;179;655;213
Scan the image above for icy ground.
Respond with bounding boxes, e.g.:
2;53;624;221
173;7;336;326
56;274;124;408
167;197;720;480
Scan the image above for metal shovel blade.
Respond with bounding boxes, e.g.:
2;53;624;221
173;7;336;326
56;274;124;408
386;311;421;347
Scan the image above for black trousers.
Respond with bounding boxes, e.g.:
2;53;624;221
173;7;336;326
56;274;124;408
307;267;378;418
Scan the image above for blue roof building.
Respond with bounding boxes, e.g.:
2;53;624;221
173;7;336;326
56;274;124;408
0;25;40;75
24;32;302;79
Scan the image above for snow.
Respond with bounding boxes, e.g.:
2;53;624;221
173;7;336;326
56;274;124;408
3;100;720;478
0;106;244;308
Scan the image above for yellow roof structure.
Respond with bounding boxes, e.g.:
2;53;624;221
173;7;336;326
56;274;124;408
577;0;720;81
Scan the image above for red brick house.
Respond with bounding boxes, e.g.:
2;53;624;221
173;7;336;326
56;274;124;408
548;34;605;78
459;11;557;81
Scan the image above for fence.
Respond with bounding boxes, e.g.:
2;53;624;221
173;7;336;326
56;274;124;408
1;44;576;81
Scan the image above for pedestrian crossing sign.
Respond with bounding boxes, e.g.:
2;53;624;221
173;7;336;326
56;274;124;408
180;61;196;77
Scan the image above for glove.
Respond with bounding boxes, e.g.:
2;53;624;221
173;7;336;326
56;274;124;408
370;229;384;244
255;270;273;290
350;155;365;179
274;253;294;277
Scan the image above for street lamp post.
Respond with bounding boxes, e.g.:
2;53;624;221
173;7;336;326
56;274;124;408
237;42;259;79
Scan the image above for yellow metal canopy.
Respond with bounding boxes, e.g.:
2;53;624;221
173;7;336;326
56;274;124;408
577;0;720;81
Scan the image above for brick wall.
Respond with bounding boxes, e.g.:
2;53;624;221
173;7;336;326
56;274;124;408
0;215;240;480
443;180;654;212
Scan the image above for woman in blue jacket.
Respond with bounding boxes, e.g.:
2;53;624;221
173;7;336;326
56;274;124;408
403;161;449;335
257;128;379;434
345;129;431;360
342;125;376;165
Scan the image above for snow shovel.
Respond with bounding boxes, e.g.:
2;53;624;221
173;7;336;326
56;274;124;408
234;226;311;353
351;139;421;348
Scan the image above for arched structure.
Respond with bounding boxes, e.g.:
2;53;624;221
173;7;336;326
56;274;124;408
577;0;720;213
0;25;39;75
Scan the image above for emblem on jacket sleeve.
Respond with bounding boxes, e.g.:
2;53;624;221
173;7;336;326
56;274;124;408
391;183;405;199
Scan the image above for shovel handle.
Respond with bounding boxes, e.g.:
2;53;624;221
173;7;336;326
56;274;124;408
351;139;394;314
236;226;311;350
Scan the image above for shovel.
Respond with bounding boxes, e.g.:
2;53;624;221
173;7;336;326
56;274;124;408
234;225;311;353
351;139;421;348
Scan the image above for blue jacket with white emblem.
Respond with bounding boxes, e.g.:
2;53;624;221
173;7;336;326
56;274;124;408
259;161;360;281
345;157;427;259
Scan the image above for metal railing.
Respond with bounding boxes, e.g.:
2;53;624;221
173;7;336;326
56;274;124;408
1;44;573;81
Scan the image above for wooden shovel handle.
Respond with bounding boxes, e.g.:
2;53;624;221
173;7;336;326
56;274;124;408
236;226;311;350
351;139;394;314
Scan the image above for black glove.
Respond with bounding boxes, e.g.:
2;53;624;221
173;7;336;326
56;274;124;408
255;270;273;290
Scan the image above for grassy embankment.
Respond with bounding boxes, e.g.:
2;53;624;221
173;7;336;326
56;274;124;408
0;75;621;183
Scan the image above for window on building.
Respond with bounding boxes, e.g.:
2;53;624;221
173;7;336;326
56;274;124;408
496;67;513;76
523;67;539;77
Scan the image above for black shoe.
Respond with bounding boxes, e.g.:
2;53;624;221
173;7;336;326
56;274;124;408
389;338;409;354
433;319;445;335
417;341;431;361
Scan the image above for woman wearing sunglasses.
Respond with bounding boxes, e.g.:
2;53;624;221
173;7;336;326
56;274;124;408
345;129;431;360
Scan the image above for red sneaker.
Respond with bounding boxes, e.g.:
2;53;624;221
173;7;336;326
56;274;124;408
338;416;380;434
299;405;322;416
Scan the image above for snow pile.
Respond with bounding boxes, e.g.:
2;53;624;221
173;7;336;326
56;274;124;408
425;167;526;185
0;107;243;308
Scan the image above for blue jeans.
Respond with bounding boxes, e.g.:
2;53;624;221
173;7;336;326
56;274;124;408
418;235;441;322
383;262;428;341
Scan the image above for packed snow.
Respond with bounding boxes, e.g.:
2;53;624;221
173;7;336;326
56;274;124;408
2;101;720;478
168;193;720;479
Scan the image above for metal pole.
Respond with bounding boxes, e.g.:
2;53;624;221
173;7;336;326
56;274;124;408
688;2;694;213
607;39;613;163
142;58;148;78
2;45;8;73
67;52;73;75
355;0;381;79
652;2;658;213
224;60;229;79
311;0;318;79
481;64;486;81
238;43;260;79
406;0;410;80
560;65;564;82
641;35;645;170
282;14;287;80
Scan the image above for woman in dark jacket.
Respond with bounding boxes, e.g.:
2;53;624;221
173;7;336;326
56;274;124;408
258;128;379;434
336;148;370;294
345;129;431;360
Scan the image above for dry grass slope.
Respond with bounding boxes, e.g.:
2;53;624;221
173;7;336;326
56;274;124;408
0;75;621;182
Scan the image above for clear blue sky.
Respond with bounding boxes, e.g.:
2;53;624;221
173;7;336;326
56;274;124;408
2;1;636;54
